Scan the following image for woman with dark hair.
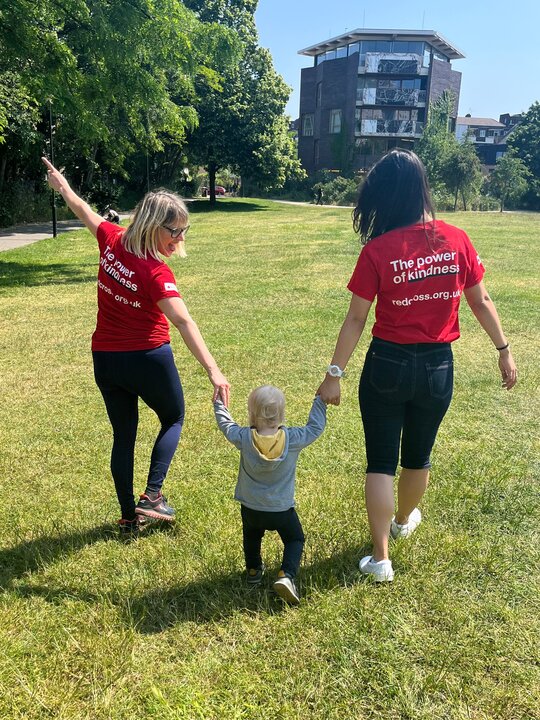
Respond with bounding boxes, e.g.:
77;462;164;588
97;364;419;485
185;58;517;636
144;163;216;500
318;149;517;582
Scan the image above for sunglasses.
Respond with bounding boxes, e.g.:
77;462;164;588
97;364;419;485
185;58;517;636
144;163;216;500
162;224;190;239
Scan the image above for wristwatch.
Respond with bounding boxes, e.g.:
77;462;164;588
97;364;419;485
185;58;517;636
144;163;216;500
326;364;346;378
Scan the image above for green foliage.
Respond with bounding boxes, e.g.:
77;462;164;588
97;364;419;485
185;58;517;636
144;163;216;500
443;140;483;210
507;101;540;208
488;152;531;211
0;0;239;207
416;91;488;210
312;175;360;206
415;90;459;190
184;1;304;201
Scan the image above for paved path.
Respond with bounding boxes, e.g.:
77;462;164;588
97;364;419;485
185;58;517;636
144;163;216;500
0;215;130;252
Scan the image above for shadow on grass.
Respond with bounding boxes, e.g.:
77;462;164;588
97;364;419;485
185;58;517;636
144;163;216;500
123;541;375;633
0;260;94;289
0;523;117;591
6;525;378;630
187;199;271;214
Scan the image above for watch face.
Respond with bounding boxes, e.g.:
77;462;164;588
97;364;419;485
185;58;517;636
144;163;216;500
328;365;341;377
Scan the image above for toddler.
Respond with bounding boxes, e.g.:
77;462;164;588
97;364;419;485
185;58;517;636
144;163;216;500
214;386;326;604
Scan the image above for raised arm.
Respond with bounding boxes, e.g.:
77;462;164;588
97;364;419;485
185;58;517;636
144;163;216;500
464;281;517;390
157;296;230;405
317;294;372;405
41;157;104;238
213;400;243;448
288;395;327;449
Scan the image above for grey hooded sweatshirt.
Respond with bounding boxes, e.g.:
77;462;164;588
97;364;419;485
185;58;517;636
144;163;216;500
214;396;327;512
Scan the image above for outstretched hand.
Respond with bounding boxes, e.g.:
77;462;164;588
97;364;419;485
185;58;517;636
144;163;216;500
499;349;518;390
41;157;70;195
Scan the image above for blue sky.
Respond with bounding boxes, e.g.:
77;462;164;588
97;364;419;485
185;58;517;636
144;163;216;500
254;0;539;121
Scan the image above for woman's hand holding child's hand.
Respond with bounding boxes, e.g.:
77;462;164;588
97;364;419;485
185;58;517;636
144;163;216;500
317;376;341;406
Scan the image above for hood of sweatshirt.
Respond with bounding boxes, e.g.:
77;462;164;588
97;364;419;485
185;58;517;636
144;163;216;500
250;428;286;460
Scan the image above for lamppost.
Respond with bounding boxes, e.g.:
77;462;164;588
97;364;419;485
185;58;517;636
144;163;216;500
48;100;57;238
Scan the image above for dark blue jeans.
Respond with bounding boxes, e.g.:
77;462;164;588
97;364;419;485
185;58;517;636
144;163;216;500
93;343;185;520
359;338;454;476
240;505;305;578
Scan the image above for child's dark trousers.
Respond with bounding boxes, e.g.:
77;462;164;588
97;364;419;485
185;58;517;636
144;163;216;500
240;504;305;578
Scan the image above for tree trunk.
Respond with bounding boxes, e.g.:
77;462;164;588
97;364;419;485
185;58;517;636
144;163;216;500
461;188;467;211
453;187;459;211
0;150;6;194
208;161;217;206
83;145;99;191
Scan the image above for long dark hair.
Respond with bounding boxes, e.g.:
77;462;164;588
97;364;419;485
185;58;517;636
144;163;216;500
352;149;435;245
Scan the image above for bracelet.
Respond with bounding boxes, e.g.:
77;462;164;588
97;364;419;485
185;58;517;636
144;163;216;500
496;343;509;351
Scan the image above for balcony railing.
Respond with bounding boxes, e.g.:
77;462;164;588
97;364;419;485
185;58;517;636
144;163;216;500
365;53;421;74
357;119;425;136
357;88;427;106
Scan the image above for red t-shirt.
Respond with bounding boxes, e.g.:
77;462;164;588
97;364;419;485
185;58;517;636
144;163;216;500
91;222;181;351
347;220;485;344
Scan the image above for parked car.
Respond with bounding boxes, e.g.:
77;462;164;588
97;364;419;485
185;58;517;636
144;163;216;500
200;186;226;197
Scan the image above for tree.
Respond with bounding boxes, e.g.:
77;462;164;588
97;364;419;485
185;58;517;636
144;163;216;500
443;139;483;210
415;90;458;191
507;100;540;208
0;0;238;193
184;0;303;203
489;151;531;211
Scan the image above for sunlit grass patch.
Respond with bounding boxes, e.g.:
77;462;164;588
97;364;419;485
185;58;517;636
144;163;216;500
0;202;538;719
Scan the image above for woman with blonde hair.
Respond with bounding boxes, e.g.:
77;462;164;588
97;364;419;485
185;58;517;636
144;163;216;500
42;157;230;538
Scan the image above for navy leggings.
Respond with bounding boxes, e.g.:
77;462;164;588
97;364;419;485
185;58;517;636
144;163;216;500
359;338;454;476
93;343;185;520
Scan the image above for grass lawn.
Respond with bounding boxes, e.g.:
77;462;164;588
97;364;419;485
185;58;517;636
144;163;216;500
0;200;538;719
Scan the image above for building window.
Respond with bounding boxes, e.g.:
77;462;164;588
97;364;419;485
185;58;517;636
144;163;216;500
433;50;449;62
329;109;342;134
348;42;360;55
302;114;314;137
316;82;322;107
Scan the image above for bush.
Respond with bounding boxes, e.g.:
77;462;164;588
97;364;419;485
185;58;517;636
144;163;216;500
86;179;122;214
312;175;361;206
0;181;72;227
470;194;500;212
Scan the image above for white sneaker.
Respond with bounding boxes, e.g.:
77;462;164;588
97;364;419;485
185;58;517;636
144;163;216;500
272;575;300;604
359;555;394;582
390;507;422;540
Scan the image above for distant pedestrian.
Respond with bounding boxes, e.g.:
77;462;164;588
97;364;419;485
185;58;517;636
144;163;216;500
104;207;120;223
214;386;326;604
315;187;324;205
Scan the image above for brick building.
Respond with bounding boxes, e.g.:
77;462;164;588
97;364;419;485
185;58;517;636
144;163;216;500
297;29;464;174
